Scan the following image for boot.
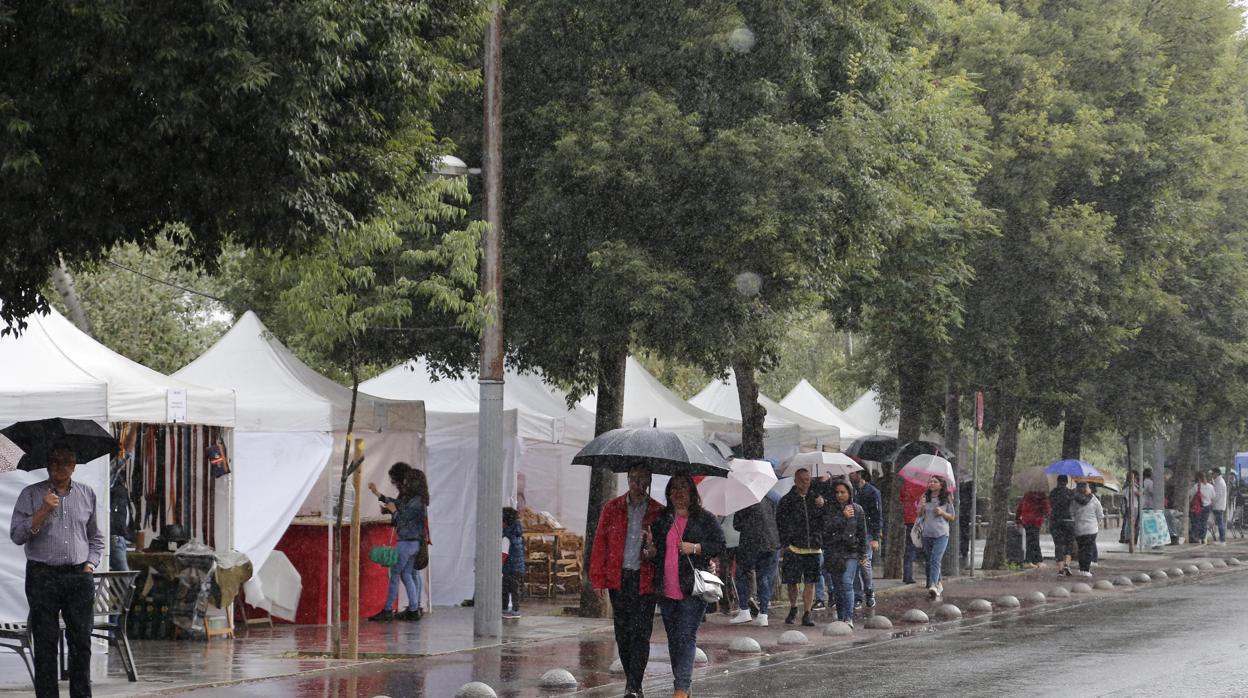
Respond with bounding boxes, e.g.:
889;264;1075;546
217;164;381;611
784;606;798;625
368;609;393;622
801;611;815;627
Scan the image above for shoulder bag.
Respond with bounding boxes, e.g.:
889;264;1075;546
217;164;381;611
687;554;723;603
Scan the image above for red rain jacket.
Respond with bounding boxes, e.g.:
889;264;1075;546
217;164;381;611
590;494;663;593
1015;491;1051;528
900;480;927;525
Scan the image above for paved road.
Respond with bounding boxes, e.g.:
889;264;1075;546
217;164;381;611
677;570;1248;698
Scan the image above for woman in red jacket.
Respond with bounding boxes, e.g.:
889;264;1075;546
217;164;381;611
589;465;662;698
900;479;926;584
1015;490;1050;567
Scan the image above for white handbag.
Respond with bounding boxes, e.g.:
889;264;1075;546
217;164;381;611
687;555;723;603
910;518;924;548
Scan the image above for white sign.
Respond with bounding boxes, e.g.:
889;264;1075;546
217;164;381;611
166;388;188;423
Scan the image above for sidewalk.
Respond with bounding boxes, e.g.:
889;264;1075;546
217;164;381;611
0;539;1242;697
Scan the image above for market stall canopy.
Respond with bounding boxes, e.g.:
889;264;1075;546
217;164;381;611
690;371;839;451
843;388;899;438
175;311;423;433
778;379;870;446
0;307;107;423
3;305;234;426
361;358;593;446
580;356;739;440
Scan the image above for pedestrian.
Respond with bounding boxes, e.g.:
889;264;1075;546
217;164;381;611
848;469;881;609
899;478;926;584
1211;467;1228;545
1120;471;1140;545
10;445;106;698
1141;468;1156;510
1014;488;1049;568
109;466;132;572
501;507;525;618
917;476;956;599
731;496;780;626
1071;482;1103;577
589;465;662;698
1188;471;1214;544
811;473;834;610
823;481;867;626
1049;474;1076;576
368;463;428;621
776;468;826;627
645;474;725;698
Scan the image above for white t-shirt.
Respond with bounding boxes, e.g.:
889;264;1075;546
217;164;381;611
1189;482;1214;508
1212;476;1228;511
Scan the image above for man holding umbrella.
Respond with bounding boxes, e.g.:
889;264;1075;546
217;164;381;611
11;444;106;698
589;464;662;698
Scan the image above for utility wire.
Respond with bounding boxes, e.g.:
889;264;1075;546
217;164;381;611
104;259;227;303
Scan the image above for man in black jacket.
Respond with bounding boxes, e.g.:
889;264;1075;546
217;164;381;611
776;469;825;627
1049;475;1075;576
730;496;780;626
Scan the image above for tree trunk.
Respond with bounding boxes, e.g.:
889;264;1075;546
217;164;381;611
51;259;92;335
1175;419;1198;542
981;394;1020;570
1061;409;1085;460
734;360;766;460
331;367;360;657
882;340;930;579
578;345;627;617
942;375;961;576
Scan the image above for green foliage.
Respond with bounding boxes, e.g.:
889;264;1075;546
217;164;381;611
0;0;491;328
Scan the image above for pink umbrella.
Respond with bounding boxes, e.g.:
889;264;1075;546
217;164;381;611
898;454;958;492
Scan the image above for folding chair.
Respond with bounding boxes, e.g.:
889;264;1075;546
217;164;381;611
88;571;141;682
0;620;34;684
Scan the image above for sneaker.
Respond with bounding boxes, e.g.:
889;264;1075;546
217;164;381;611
865;593;876;609
398;608;423;621
752;613;769;627
1063;567;1074;577
784;607;798;625
730;609;753;625
748;598;761;617
844;619;854;630
927;586;937;600
902;578;916;585
1090;561;1101;568
936;582;944;596
854;598;863;609
1023;562;1038;569
801;611;815;627
811;600;827;610
1077;570;1092;577
367;610;393;622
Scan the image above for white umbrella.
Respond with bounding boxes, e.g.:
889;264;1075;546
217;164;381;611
780;451;863;478
698;458;778;516
0;434;24;473
899;454;958;492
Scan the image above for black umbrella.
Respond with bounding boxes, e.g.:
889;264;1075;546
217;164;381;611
572;428;730;477
844;435;901;463
890;440;949;468
0;418;116;471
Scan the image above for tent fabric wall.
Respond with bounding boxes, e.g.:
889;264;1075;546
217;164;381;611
780;379;872;448
690;371;840;458
580;357;740;440
843;389;900;438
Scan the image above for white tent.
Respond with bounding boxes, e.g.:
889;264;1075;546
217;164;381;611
843;388;900;438
580;357;739;440
689;371;840;461
362;359;595;534
779;379;871;448
174;311;426;610
359;360;526;605
0;306;236;621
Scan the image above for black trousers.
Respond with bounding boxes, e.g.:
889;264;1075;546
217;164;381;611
28;561;95;698
1024;526;1043;564
1075;533;1098;572
608;570;657;692
502;572;522;612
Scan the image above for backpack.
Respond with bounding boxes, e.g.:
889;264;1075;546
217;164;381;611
1190;491;1204;515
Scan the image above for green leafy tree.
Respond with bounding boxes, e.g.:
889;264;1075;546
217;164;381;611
0;0;489;327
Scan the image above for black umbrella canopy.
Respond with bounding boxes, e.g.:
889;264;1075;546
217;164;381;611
844;435;901;463
891;440;950;468
0;418;116;471
572;428;730;477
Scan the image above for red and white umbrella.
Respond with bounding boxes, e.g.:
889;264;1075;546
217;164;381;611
698;459;778;516
780;451;863;478
898;454;958;492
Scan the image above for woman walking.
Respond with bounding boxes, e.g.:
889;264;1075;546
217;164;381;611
645;474;725;698
1072;482;1103;577
368;463;428;621
917;476;956;599
822;481;867;627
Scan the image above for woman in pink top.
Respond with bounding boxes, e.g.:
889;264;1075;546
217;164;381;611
643;475;725;698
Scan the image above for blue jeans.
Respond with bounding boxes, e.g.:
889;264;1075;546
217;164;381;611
734;549;778;612
853;544;875;596
815;551;828;601
826;557;859;622
110;535;129;571
658;595;704;693
385;540;422;611
1213;509;1227;542
903;524;918;582
923;535;949;587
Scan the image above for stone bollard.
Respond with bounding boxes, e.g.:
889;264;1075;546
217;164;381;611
539;670;578;690
1212;559;1228;569
1023;591;1047;605
694;648;708;664
967;599;993;613
864;615;893;630
1227;557;1242;566
1112;575;1134;586
454;683;498;698
995;595;1021;609
1070;583;1092;594
822;622;853;637
779;630;810;645
608;660;624;674
1166;567;1184;577
1151;569;1168;580
1131;572;1151;584
1048;587;1070;599
933;604;962;620
901;609;930;623
1183;564;1200;575
729;637;762;654
1093;580;1114;590
1198;560;1214;571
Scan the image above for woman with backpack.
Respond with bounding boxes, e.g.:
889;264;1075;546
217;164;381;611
822;480;867;627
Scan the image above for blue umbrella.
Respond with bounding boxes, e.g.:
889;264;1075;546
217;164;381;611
1043;459;1104;480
